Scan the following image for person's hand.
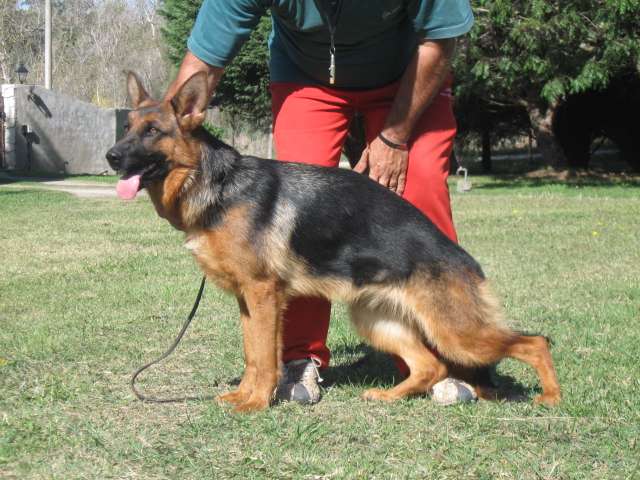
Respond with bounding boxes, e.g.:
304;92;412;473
353;135;408;195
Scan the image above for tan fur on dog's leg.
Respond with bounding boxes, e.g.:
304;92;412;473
217;296;257;406
351;304;447;402
506;335;561;406
232;280;284;413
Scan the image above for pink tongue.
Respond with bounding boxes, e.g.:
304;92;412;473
116;175;141;200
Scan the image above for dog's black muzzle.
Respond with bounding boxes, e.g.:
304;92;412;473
105;147;122;170
106;137;140;173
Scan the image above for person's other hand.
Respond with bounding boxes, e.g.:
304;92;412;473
353;136;408;195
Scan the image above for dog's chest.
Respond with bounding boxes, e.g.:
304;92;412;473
183;219;262;293
184;233;234;292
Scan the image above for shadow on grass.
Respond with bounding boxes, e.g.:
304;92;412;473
324;343;399;388
474;172;640;191
0;170;63;184
0;173;21;185
325;342;532;402
0;189;35;195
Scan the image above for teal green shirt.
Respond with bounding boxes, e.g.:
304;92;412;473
188;0;473;89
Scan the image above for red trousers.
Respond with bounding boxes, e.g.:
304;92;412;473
271;79;458;371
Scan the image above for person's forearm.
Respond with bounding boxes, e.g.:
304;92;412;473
381;38;456;144
164;51;225;102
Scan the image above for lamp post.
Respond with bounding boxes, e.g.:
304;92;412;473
45;0;51;89
16;64;29;84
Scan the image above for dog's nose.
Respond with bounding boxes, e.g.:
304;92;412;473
106;149;121;169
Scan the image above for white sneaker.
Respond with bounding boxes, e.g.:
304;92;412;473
274;358;323;405
431;378;478;406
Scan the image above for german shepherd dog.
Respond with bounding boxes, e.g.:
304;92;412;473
106;72;561;413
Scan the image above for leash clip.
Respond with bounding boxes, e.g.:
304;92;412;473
311;357;324;383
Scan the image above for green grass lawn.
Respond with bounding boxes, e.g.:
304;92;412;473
1;178;639;479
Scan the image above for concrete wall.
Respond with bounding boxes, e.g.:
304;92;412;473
228;127;273;159
205;108;273;159
1;85;273;174
11;85;128;174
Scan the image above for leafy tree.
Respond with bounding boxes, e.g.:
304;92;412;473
553;72;640;170
454;0;640;168
214;16;272;133
160;0;272;132
453;94;531;172
2;0;168;106
159;0;202;68
0;0;42;83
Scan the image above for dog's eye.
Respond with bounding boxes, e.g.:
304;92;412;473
147;126;159;136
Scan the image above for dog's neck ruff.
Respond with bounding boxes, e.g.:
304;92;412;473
173;134;240;229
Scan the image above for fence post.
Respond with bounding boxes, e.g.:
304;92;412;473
0;85;16;170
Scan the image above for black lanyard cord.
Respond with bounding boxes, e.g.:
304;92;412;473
313;0;344;84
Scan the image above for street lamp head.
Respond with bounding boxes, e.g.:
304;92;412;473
16;63;29;84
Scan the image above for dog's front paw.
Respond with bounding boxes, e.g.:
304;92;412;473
232;398;270;413
216;389;250;406
362;388;395;402
533;391;561;407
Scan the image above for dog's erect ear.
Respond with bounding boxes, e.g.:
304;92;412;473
126;71;150;109
170;72;209;131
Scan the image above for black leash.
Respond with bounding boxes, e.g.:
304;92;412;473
130;275;217;403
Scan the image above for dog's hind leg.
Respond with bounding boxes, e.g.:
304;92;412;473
506;335;561;406
409;276;561;406
350;303;448;402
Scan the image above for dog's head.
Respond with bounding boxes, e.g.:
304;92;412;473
106;71;209;200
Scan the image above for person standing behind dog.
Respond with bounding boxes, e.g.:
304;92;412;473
165;0;475;405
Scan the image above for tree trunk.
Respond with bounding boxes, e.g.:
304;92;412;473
526;102;567;169
481;129;492;173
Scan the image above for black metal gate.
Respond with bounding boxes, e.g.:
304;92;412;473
0;95;5;169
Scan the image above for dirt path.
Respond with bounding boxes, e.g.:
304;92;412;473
0;176;146;199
